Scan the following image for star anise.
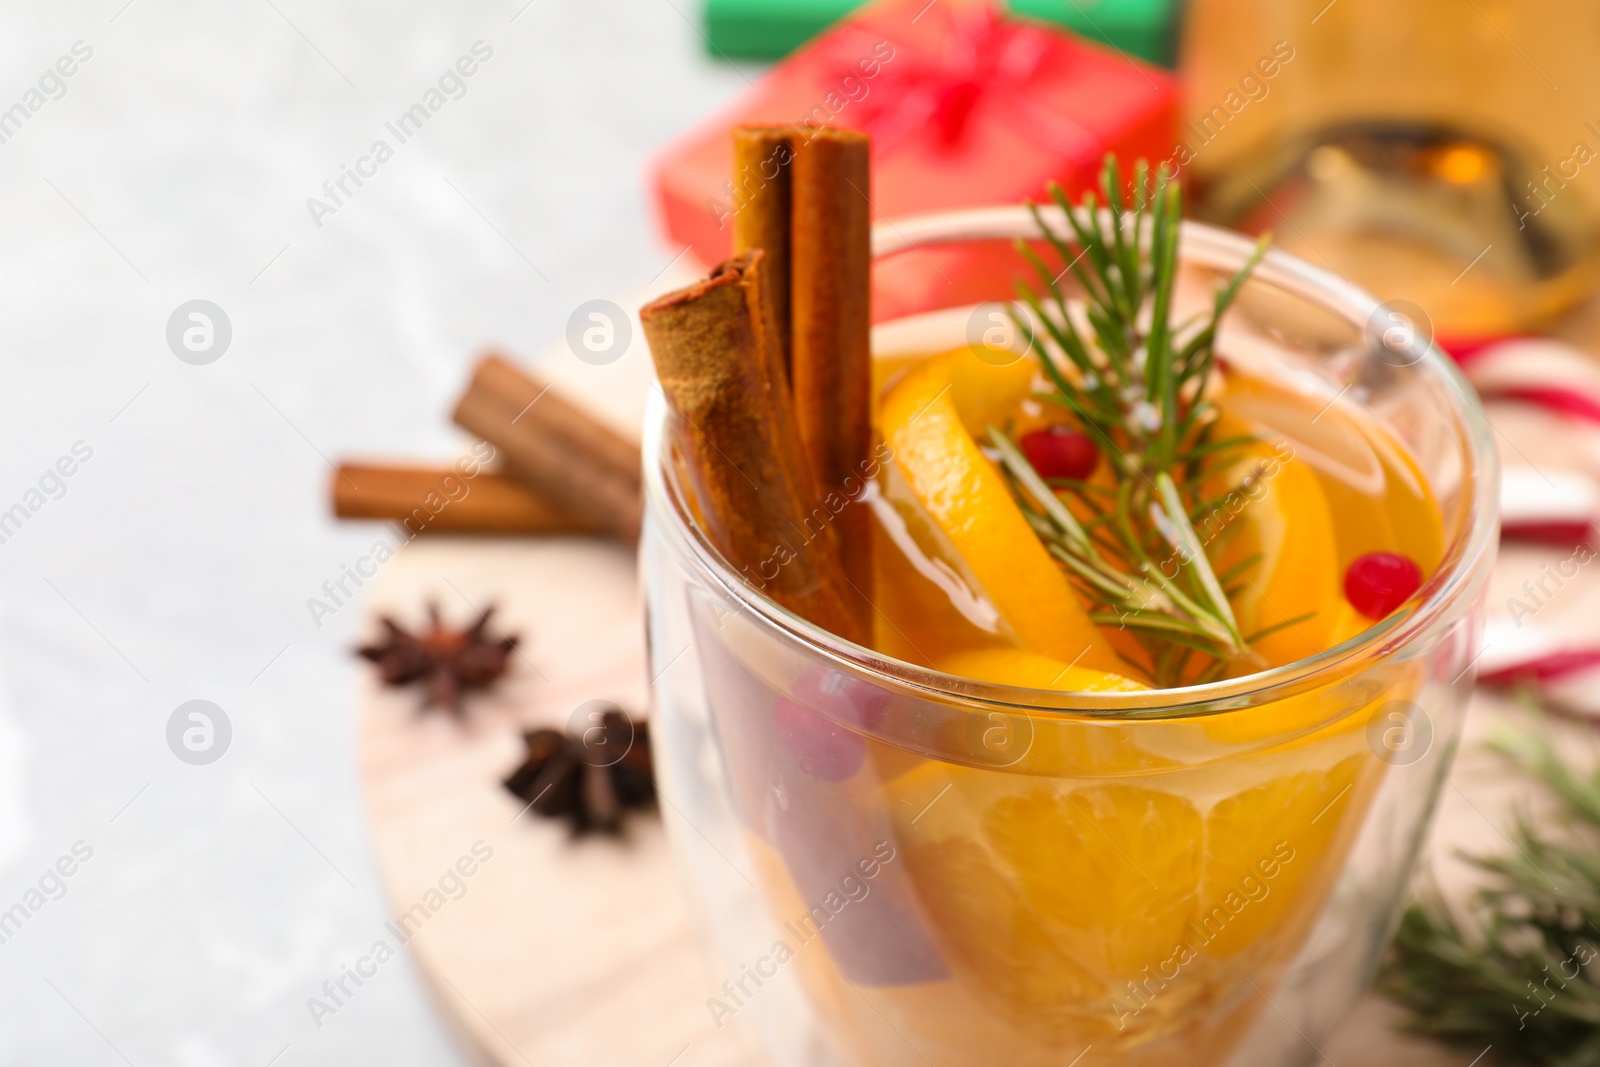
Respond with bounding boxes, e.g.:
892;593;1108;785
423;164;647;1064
357;603;519;713
503;705;655;833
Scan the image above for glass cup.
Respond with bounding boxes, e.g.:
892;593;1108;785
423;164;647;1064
642;207;1498;1067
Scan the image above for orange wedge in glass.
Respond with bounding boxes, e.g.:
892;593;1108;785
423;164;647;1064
882;741;1383;1056
880;347;1123;674
938;647;1145;693
1204;411;1341;668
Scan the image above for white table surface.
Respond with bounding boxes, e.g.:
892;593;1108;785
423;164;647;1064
0;3;755;1064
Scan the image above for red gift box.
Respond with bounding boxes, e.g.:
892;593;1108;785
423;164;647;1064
652;0;1179;287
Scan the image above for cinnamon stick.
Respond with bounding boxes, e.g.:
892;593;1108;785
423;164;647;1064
731;126;794;377
730;125;875;627
789;128;873;600
451;355;642;543
640;251;864;645
332;464;599;535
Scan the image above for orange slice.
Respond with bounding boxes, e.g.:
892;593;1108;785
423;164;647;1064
886;759;1203;1040
881;347;1123;673
1197;756;1367;960
986;784;1204;980
933;650;1185;779
1204;412;1340;668
938;647;1144;693
884;746;1381;1051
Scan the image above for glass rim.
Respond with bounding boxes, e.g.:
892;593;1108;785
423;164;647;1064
642;206;1500;719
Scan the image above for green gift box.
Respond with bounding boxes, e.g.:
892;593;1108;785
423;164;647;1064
1010;0;1178;65
703;0;1180;66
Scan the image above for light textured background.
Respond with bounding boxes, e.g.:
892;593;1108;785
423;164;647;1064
0;2;752;1063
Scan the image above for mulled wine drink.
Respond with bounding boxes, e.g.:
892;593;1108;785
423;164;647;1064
643;153;1494;1067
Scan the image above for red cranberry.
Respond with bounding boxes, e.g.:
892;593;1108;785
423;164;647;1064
771;668;890;781
1344;552;1424;620
1020;426;1099;481
773;698;865;781
792;668;890;731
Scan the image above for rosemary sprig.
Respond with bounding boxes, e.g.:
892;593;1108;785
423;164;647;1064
993;156;1269;685
1381;711;1600;1066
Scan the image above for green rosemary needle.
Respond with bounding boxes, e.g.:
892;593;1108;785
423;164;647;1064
993;156;1269;686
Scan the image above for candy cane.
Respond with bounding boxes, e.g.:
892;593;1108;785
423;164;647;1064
1456;338;1600;425
1501;466;1597;546
1476;614;1600;718
1454;339;1600;543
1460;339;1600;465
1362;340;1600;709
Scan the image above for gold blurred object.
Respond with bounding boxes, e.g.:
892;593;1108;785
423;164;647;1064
1179;0;1600;340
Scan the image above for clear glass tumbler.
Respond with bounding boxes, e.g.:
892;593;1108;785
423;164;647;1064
643;208;1498;1067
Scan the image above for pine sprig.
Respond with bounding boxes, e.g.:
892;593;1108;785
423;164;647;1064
1381;713;1600;1066
993;156;1270;685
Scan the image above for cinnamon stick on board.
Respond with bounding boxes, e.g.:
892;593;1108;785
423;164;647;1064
332;464;599;535
640;251;864;645
451;355;642;543
731;126;874;613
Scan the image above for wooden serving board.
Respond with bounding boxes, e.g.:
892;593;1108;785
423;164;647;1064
354;565;1547;1067
354;276;1591;1067
357;534;765;1067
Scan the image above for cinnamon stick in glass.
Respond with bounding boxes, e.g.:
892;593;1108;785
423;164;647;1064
790;128;873;601
640;251;864;645
451;355;642;543
731;126;794;377
331;464;599;535
730;125;874;624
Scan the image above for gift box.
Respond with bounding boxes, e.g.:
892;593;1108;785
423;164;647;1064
1009;0;1177;65
659;0;1180;280
704;0;860;59
703;0;1180;66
